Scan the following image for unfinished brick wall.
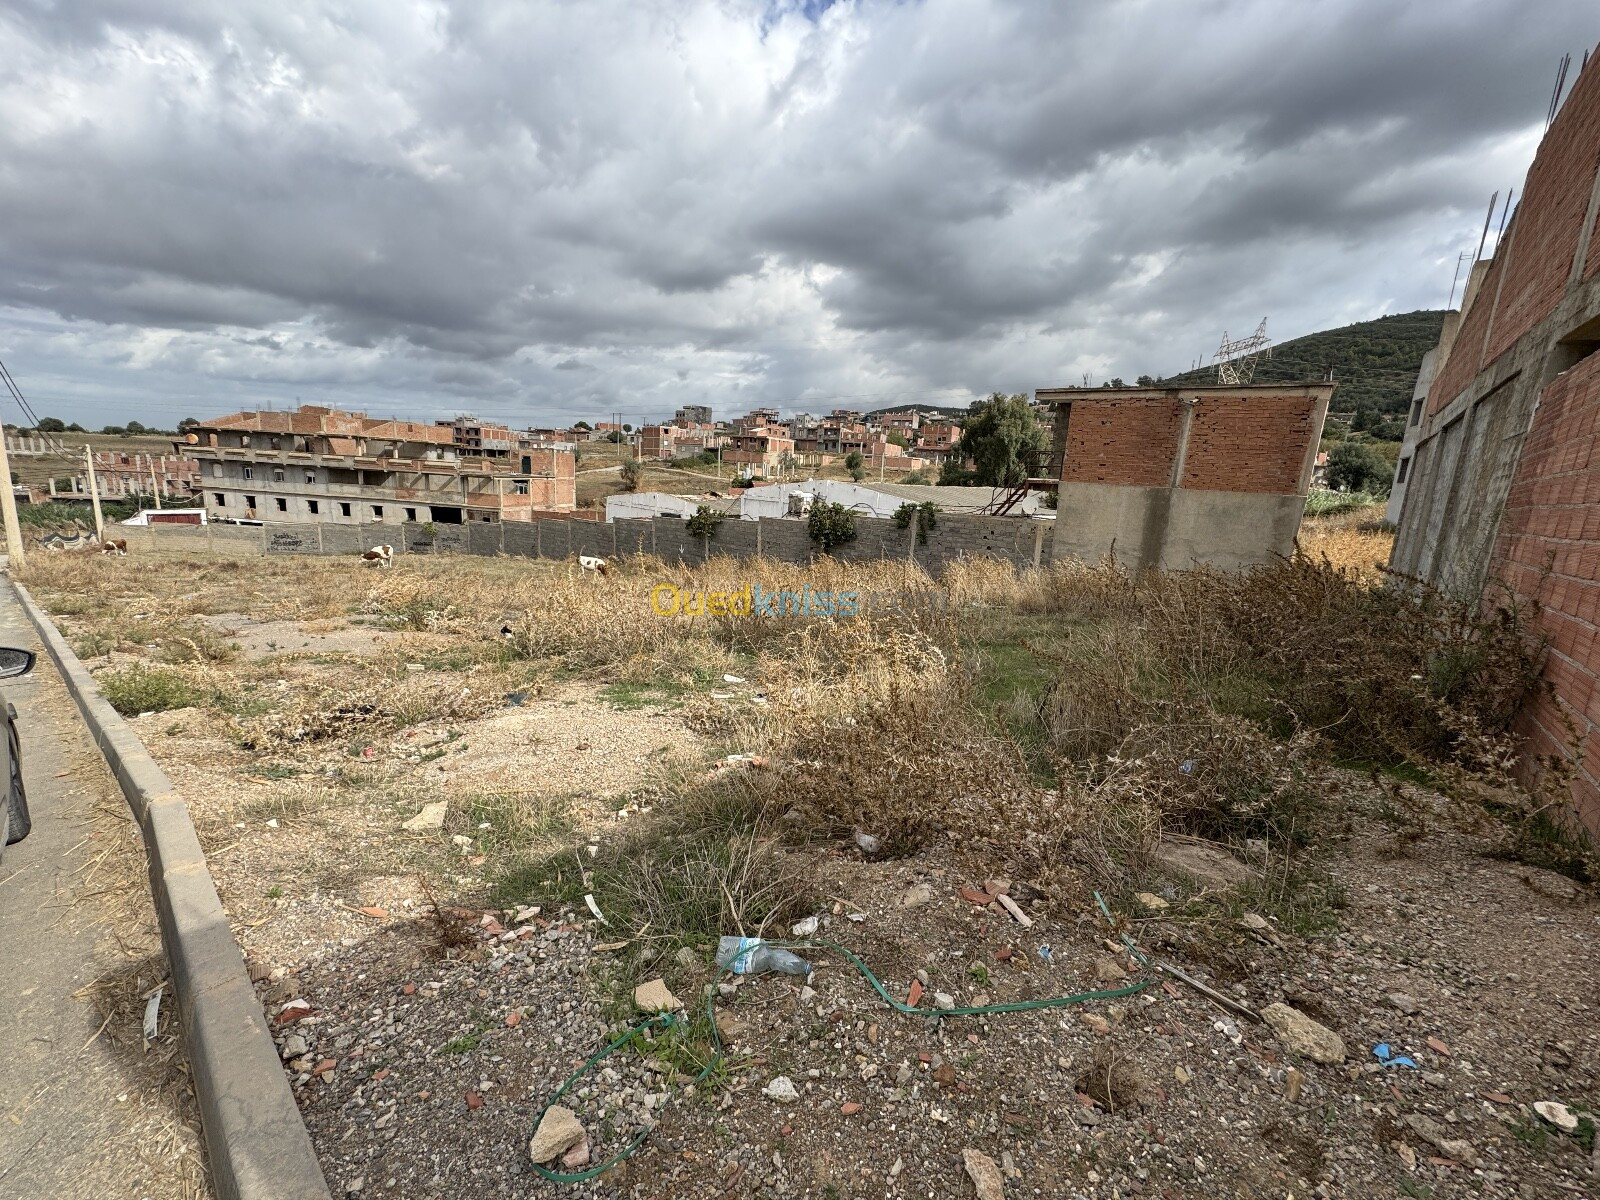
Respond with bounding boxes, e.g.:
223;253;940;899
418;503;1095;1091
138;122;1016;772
1180;395;1319;494
1059;392;1319;495
1061;398;1182;487
1486;351;1600;831
1429;57;1600;417
1486;68;1600;362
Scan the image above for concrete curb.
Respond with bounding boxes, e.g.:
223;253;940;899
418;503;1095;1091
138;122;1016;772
12;580;331;1200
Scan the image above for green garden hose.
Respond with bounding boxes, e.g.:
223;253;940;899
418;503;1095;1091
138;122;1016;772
530;911;1149;1184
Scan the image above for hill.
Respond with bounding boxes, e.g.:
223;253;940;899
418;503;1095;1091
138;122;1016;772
1157;309;1446;415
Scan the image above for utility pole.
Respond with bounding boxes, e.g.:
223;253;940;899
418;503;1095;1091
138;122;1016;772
84;444;105;539
150;461;163;508
0;426;23;567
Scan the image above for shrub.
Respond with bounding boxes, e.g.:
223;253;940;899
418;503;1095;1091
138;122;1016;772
807;502;857;553
99;665;202;715
893;501;938;544
686;505;724;539
619;457;643;491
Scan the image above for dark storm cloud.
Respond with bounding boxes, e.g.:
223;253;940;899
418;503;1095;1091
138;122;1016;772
0;0;1593;427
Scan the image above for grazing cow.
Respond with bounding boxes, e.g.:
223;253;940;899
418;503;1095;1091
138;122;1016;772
361;544;395;568
99;538;128;556
500;624;515;640
578;554;609;578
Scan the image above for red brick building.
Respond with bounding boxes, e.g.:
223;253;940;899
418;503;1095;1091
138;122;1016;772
1038;383;1333;571
1392;46;1600;834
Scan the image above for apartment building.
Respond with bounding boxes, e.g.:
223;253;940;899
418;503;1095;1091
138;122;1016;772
182;405;575;525
673;405;712;427
639;425;678;460
721;428;795;476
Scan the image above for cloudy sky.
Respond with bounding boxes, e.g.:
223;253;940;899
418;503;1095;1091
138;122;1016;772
0;0;1594;430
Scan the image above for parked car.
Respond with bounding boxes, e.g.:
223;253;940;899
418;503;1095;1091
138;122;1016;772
0;648;39;860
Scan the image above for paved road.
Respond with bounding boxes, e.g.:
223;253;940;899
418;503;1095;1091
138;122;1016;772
0;582;206;1198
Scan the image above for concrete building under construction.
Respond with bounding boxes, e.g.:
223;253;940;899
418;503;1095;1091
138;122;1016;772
182;405;575;525
1038;383;1334;571
1391;47;1600;834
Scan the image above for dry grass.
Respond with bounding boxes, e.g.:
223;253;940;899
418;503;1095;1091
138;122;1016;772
18;527;1572;937
1298;506;1394;581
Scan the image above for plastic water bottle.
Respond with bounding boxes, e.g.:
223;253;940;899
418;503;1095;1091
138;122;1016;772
716;936;811;977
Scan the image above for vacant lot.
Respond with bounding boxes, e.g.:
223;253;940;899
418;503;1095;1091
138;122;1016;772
18;514;1600;1199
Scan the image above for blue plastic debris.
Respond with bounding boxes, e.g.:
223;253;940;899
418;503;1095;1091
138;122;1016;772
1179;759;1196;775
1036;944;1053;964
1373;1043;1420;1069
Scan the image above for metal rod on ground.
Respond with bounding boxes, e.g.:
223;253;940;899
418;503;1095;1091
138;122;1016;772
0;426;24;566
84;445;104;539
1154;959;1261;1022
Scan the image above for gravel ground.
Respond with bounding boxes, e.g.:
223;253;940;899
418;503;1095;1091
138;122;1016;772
260;779;1597;1200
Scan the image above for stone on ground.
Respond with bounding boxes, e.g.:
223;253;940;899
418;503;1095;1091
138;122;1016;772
1534;1100;1579;1133
1151;839;1258;890
633;978;682;1012
402;800;449;832
963;1148;1005;1200
764;1075;799;1103
528;1106;586;1164
1261;1002;1346;1064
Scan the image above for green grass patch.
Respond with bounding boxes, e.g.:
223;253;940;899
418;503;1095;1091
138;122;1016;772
599;679;689;710
99;664;202;715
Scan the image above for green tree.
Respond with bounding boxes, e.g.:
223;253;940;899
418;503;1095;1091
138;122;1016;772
618;457;642;491
807;501;857;553
1325;442;1394;495
37;416;66;433
956;393;1046;486
177;416;200;433
125;420;147;435
844;449;865;482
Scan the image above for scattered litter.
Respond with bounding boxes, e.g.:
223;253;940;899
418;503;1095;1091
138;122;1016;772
1179;758;1196;775
716;936;812;976
722;674;745;684
141;987;162;1051
846;911;866;923
710;691;734;700
1134;891;1168;911
853;830;881;856
790;916;819;938
582;894;608;925
1036;944;1053;963
504;690;530;707
1373;1043;1420;1069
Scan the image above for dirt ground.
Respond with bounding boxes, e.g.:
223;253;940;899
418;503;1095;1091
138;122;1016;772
271;777;1598;1200
21;541;1600;1199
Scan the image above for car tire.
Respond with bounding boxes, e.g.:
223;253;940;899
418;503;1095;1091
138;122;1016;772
4;728;27;845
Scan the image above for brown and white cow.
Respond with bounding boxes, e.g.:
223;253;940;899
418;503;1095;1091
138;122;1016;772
361;544;395;568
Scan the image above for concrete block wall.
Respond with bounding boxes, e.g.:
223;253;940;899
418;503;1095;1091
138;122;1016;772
110;509;1055;574
919;515;1050;570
